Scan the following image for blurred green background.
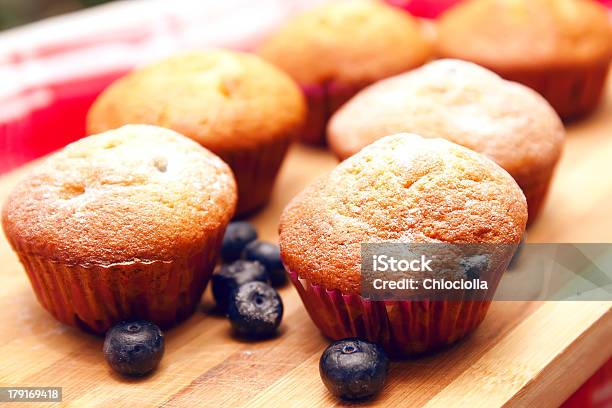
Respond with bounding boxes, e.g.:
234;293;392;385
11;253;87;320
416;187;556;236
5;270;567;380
0;0;117;30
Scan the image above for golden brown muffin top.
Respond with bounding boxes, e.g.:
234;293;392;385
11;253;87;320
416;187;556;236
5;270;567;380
2;125;237;266
328;59;565;187
257;0;432;86
436;0;612;70
279;134;527;294
87;50;306;153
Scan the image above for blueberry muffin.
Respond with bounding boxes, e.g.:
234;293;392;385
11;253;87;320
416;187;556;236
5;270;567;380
280;134;527;355
436;0;612;119
328;59;564;223
87;50;306;215
257;0;431;144
2;125;237;334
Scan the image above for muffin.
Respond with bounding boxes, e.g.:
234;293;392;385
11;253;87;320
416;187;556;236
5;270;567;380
436;0;612;119
87;50;306;216
257;0;431;144
2;125;237;334
328;59;564;223
279;134;527;356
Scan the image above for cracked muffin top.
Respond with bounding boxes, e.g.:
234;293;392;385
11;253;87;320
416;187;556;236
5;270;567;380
328;59;565;185
279;134;527;294
2;125;237;265
257;0;431;87
87;50;306;154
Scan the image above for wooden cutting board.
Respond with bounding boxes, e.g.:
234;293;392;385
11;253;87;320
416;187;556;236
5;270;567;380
1;77;612;407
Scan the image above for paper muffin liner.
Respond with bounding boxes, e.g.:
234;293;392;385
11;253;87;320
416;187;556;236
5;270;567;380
289;269;497;357
11;229;224;335
219;138;292;216
522;172;554;225
301;82;364;145
501;61;610;120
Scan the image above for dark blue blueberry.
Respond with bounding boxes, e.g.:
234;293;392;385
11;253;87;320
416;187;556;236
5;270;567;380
460;254;489;280
242;240;286;287
221;222;258;262
227;281;283;338
212;260;269;313
103;320;164;377
319;338;389;401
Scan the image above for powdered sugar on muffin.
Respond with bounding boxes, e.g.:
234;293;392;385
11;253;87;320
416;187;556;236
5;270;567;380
280;133;527;295
328;59;564;221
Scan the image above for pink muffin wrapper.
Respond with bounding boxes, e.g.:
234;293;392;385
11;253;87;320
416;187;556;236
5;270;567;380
521;167;556;225
10;228;225;335
501;61;610;120
219;137;292;216
300;82;365;145
289;269;502;357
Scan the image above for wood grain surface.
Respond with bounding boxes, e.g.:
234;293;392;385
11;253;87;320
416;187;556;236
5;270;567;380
0;77;611;407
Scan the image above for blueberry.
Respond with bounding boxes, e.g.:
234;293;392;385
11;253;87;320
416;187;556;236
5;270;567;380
227;281;283;338
460;254;489;280
212;260;269;313
242;240;286;287
319;338;389;401
103;320;165;377
221;222;258;262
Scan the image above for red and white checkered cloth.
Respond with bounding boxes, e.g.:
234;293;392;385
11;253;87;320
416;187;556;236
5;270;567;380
0;0;610;174
0;0;334;173
0;0;610;405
